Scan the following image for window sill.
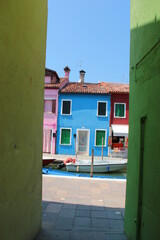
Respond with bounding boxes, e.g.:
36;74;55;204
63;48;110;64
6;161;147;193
44;112;56;114
114;116;126;119
60;144;71;146
95;145;107;147
61;113;72;116
97;115;108;117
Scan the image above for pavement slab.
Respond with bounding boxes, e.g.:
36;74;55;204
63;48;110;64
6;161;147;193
76;209;91;217
35;175;127;240
70;231;106;240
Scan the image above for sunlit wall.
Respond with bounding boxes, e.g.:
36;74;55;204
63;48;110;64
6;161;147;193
0;1;47;239
125;0;160;239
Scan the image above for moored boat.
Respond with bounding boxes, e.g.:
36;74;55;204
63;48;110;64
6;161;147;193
43;159;54;167
65;159;127;173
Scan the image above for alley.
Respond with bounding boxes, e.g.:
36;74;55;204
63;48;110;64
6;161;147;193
36;175;127;240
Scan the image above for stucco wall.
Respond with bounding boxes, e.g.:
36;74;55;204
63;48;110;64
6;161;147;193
44;89;58;154
44;88;58;127
110;93;129;125
125;1;160;239
0;1;47;240
57;94;110;156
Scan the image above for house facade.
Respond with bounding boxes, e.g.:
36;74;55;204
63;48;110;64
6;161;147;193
103;83;129;157
43;67;70;154
56;71;111;157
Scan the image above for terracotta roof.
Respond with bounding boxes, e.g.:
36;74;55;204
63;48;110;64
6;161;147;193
60;82;129;94
60;82;108;94
45;78;67;89
102;82;129;94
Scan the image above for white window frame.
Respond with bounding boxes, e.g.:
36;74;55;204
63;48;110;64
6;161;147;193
114;102;126;118
60;128;72;146
97;101;108;117
94;129;107;147
44;98;56;114
61;99;72;115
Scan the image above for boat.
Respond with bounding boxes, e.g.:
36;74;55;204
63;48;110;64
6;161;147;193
65;158;127;173
42;159;54;167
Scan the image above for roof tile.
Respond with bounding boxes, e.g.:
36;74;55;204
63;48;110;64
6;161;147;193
102;82;129;94
45;78;67;89
60;82;107;94
60;82;129;94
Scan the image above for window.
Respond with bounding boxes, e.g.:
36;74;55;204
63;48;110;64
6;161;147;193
52;100;56;114
62;100;71;115
60;128;71;145
97;102;107;116
44;100;56;114
114;103;126;118
95;130;106;146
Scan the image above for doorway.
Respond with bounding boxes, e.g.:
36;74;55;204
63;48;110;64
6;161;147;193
77;129;90;155
43;128;53;153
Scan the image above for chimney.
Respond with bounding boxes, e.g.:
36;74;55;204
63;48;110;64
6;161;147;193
64;66;71;79
79;70;86;83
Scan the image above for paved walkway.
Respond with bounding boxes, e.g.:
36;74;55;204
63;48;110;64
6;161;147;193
36;175;127;240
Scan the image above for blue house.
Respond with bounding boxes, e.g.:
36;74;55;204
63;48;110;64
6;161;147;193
56;71;111;157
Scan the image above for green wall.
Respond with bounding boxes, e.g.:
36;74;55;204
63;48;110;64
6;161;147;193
0;1;47;239
125;0;160;239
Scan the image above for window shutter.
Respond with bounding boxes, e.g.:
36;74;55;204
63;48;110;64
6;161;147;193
96;130;105;146
120;104;124;116
98;102;106;116
61;129;70;144
52;100;56;114
115;104;125;117
62;101;71;114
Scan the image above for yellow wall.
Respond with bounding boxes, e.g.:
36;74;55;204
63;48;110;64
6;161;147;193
0;1;47;239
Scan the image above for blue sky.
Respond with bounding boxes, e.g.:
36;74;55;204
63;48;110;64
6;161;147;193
46;0;130;84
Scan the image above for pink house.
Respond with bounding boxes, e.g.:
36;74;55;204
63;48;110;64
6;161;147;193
43;67;70;154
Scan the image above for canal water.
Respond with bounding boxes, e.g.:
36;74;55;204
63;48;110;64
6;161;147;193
43;162;127;179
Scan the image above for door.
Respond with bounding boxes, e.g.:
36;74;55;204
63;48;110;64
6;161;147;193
43;128;53;153
77;130;89;155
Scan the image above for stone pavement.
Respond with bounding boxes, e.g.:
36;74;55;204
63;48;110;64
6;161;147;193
36;175;127;240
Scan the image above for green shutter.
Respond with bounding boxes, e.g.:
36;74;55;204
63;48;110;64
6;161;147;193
115;104;125;117
96;130;105;146
61;129;70;144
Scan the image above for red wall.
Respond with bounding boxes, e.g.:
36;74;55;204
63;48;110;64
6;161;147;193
110;93;129;125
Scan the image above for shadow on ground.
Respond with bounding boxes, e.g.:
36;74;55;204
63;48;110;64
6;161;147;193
35;200;127;240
